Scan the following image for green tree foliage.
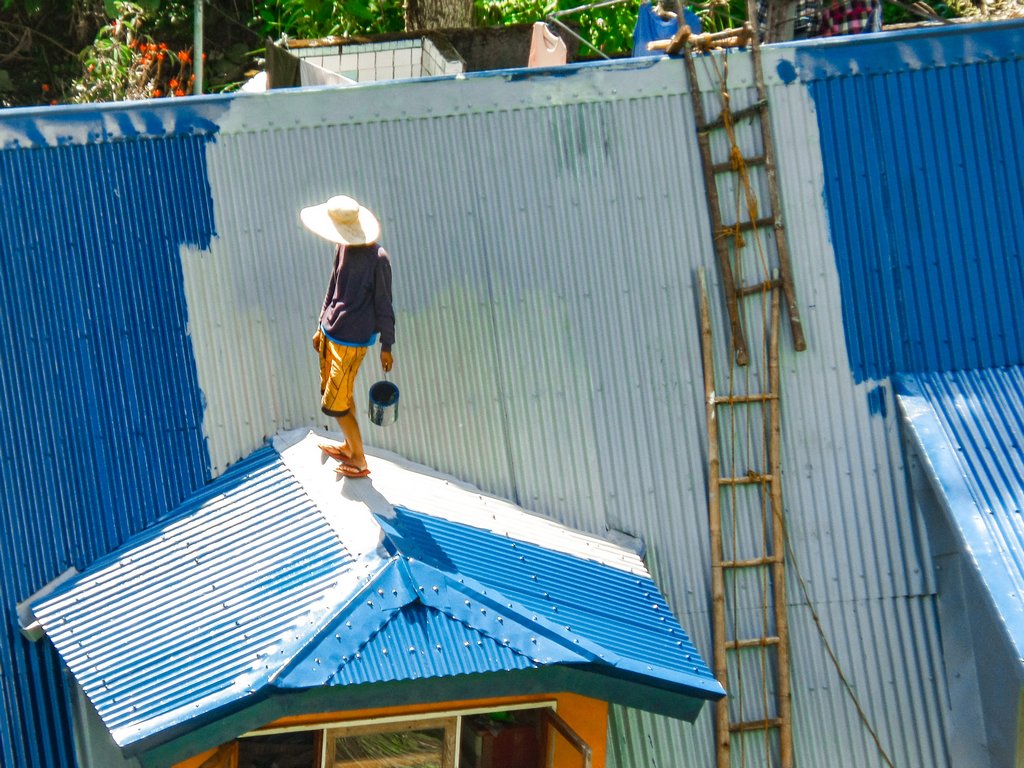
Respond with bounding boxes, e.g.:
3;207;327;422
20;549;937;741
70;2;196;102
250;0;406;39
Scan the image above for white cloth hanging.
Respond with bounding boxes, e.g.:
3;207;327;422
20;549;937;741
528;21;568;67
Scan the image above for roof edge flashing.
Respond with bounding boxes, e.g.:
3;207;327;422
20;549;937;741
20;566;79;641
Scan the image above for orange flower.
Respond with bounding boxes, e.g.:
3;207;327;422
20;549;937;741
157;52;165;62
178;49;191;64
169;78;179;88
41;83;50;92
152;88;163;97
174;88;185;97
159;42;168;50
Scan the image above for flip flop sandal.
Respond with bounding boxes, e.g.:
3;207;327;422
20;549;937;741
336;463;371;478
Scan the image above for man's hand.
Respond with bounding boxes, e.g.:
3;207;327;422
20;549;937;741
312;329;323;353
381;349;393;373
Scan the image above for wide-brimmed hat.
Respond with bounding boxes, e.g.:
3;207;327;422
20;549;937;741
300;195;380;245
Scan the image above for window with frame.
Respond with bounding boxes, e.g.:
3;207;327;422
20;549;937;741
235;702;592;768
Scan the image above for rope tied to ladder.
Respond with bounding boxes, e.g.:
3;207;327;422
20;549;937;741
714;58;763;265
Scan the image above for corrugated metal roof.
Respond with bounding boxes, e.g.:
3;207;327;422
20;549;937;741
325;602;539;686
895;366;1024;767
31;430;720;752
30;445;370;748
6;19;1024;768
895;366;1024;645
802;23;1024;381
382;507;712;681
0;126;219;768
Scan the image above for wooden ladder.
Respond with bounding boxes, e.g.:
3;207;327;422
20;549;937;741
654;23;803;766
699;268;793;768
655;23;806;366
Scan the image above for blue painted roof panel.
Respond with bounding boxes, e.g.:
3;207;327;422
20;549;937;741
895;366;1024;650
0;128;218;768
328;602;540;686
32;446;369;748
32;433;721;750
806;27;1024;381
383;506;716;685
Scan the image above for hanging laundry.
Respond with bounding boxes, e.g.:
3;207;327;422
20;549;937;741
528;22;568;67
815;0;882;36
632;2;702;57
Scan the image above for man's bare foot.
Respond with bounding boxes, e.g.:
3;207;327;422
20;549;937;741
319;442;352;462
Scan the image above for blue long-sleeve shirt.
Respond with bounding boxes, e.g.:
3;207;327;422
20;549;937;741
319;243;395;351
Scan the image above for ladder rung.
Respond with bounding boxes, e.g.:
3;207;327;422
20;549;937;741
711;155;767;175
719;474;773;486
716;217;777;238
700;99;768;132
725;636;781;650
721;555;782;568
730;717;783;733
736;278;783;298
713;393;777;405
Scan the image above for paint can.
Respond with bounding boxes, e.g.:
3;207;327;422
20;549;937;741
368;380;399;427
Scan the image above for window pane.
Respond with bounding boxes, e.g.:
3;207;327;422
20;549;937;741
333;727;445;767
238;729;318;768
460;712;544;768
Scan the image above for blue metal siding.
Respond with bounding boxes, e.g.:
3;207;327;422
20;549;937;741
0;132;217;767
802;23;1024;380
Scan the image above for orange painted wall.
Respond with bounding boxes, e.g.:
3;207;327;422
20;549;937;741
172;692;607;768
174;741;237;768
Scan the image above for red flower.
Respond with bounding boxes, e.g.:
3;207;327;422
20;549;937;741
178;49;191;64
41;83;50;92
174;88;185;97
157;52;166;62
152;88;163;97
169;78;179;88
159;42;168;50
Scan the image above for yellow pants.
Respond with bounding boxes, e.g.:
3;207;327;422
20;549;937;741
319;338;368;417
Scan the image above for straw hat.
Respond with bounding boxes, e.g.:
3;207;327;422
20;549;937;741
300;195;381;245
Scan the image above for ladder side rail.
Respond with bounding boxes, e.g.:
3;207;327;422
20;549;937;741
768;281;794;768
698;268;733;768
748;28;807;352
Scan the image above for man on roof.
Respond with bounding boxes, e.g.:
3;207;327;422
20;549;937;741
301;194;395;478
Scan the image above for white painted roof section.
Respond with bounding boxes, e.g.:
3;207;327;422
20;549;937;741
274;428;647;574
